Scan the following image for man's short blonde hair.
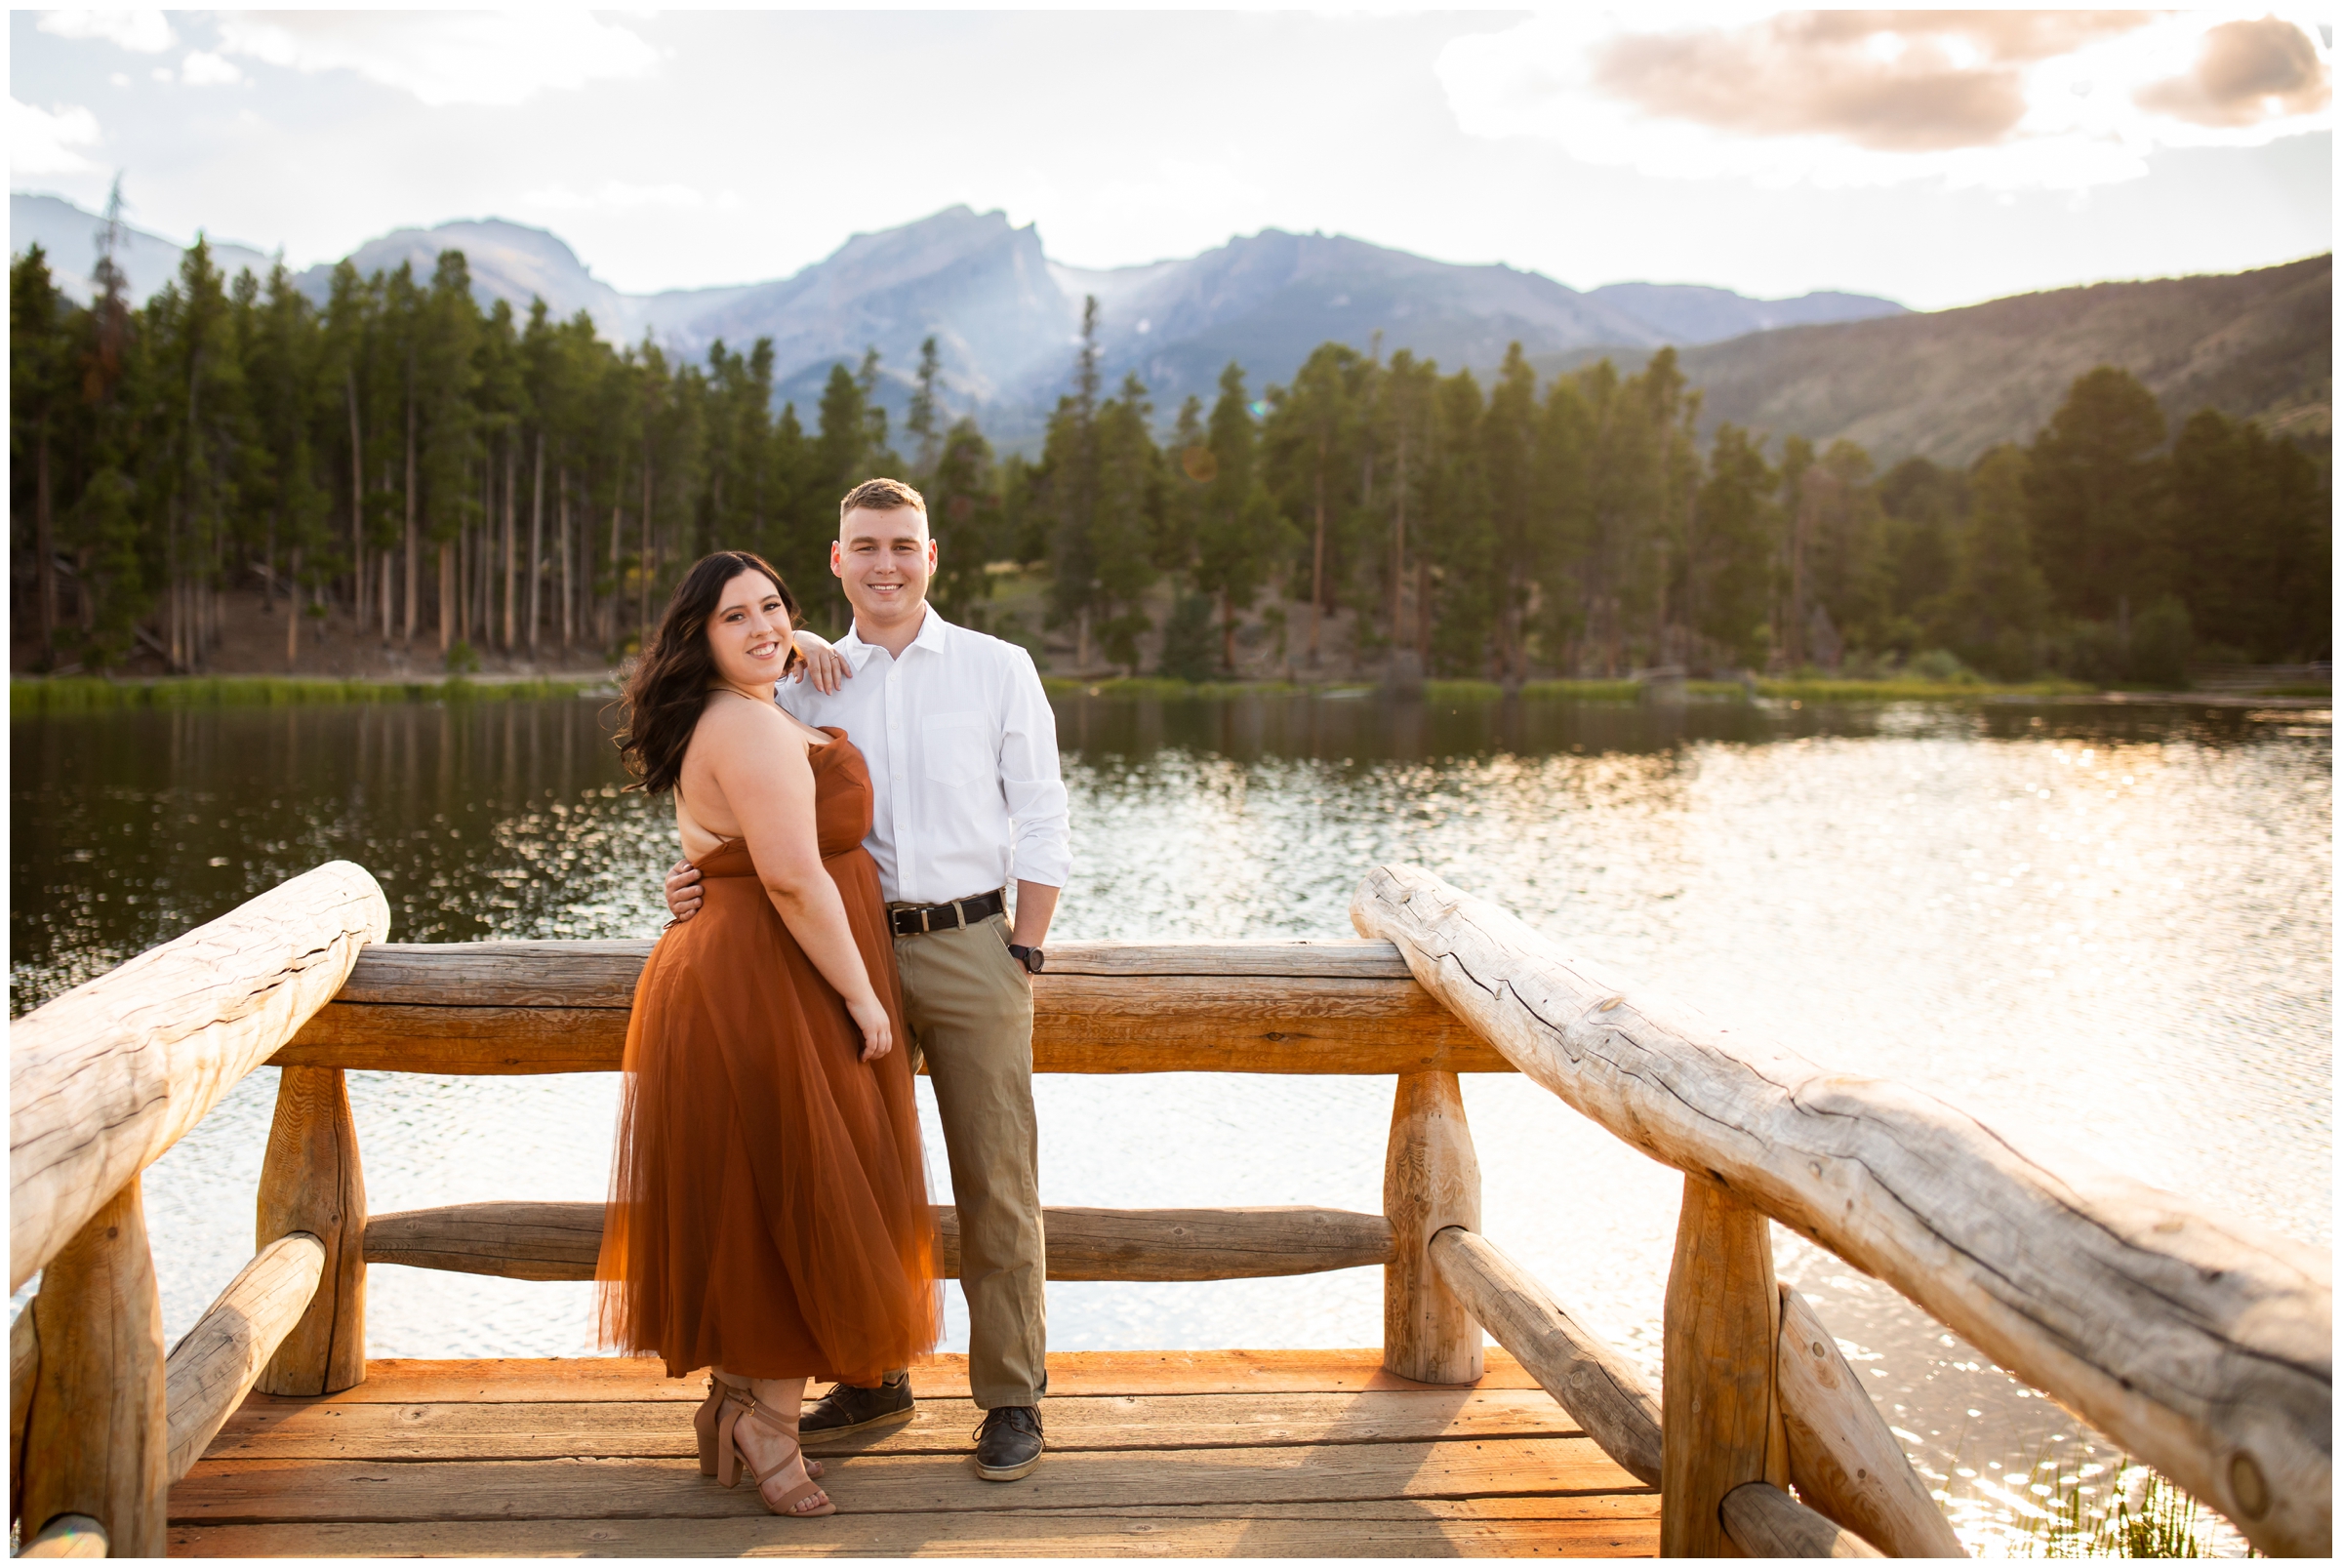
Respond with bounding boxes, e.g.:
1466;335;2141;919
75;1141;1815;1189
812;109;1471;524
838;477;927;521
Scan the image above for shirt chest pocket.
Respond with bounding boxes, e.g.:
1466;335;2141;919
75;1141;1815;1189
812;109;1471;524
922;712;992;787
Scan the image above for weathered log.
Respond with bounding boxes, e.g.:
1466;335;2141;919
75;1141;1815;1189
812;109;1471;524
1779;1285;1965;1557
366;1201;610;1281
1662;1173;1787;1556
10;1306;34;1527
271;939;1509;1075
1720;1481;1885;1558
1427;1226;1661;1486
10;861;388;1290
163;1234;326;1483
1352;862;2332;1557
366;1201;1396;1283
965;1205;1393;1281
254;1067;367;1395
20;1179;167;1558
329;937;1418;1004
17;1513;106;1558
1383;1071;1482;1385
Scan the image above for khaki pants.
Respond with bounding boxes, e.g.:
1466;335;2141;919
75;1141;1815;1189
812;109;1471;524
895;911;1045;1409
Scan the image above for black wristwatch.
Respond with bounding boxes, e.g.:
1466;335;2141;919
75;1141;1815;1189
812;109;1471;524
1007;944;1046;975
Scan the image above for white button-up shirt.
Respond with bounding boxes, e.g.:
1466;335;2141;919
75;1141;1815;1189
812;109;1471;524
776;608;1072;905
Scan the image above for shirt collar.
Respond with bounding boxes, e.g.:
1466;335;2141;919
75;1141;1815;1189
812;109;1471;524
837;606;951;666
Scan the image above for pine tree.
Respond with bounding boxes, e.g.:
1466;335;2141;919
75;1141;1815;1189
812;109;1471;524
906;335;943;478
1689;424;1777;669
2027;366;2167;625
1947;444;2050;678
11;246;70;663
1191;363;1288;672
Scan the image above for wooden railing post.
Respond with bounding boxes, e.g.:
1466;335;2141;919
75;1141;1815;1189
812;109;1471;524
19;1177;167;1557
1662;1172;1787;1556
255;1065;368;1394
1383;1069;1482;1384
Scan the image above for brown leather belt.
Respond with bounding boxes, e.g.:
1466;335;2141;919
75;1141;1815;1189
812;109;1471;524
888;889;1005;937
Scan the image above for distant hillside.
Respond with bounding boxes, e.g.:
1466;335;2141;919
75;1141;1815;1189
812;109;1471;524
1586;281;1905;343
1671;256;2331;466
10;192;270;306
11;192;1905;445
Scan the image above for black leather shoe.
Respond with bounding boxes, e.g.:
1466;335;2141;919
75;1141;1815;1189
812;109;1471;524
800;1374;915;1440
973;1404;1044;1481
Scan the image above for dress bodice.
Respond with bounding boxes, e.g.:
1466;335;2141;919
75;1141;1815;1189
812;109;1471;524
695;729;871;874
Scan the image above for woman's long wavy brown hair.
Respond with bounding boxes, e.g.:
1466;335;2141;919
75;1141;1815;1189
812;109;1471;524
614;550;800;795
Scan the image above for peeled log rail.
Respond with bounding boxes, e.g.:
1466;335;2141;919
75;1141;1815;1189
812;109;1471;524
364;1201;1395;1283
271;939;1508;1076
1720;1481;1885;1558
17;1514;106;1559
10;861;389;1290
1352;863;2333;1557
1426;1226;1663;1487
20;1179;166;1558
10;1307;35;1524
162;1234;325;1484
1779;1285;1967;1557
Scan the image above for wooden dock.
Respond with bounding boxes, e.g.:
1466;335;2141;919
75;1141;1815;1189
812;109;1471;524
167;1350;1656;1558
12;860;2329;1557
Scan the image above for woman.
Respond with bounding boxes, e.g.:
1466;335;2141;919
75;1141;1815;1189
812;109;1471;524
596;550;938;1519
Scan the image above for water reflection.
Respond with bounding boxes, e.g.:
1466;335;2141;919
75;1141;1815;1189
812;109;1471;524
11;693;2325;1554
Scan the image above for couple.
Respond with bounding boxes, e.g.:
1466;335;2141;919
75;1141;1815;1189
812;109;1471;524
595;477;1067;1517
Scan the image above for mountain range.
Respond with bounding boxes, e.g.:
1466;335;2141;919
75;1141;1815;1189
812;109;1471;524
12;192;2326;466
12;192;1901;437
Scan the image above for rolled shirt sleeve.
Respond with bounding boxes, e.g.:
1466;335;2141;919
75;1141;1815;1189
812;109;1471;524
997;646;1071;889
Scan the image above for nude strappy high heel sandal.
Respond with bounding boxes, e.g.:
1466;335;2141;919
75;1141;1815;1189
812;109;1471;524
716;1386;836;1517
699;1378;820;1480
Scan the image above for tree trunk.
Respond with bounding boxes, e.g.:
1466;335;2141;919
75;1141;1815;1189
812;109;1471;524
1221;588;1236;674
1309;443;1326;667
1415;559;1432;665
558;470;573;650
504;437;518;652
606;473;623;650
35;419;57;661
1390;432;1407;653
402;394;418;644
638;460;654;643
285;548;302;668
530;438;546;653
346;372;364;634
436;542;453;655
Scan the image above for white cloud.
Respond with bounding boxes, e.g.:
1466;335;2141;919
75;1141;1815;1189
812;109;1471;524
38;10;175;55
523;181;712;212
1437;7;2332;190
180;52;245;88
10;97;101;176
212;11;659;108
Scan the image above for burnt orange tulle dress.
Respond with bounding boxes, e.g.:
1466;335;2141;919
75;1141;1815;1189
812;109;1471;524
595;730;938;1384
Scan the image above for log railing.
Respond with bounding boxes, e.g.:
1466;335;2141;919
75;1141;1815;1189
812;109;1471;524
10;861;2329;1557
1353;864;2331;1558
9;863;386;1558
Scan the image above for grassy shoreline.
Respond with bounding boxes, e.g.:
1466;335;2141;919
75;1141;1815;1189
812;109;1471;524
12;673;615;715
23;670;2313;715
1042;674;2104;703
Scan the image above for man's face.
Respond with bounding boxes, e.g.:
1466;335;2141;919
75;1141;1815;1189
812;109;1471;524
832;504;936;625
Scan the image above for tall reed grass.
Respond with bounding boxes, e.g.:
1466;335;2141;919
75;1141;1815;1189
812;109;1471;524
12;675;608;717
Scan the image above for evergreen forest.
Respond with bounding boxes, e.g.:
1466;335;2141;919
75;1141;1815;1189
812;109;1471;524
11;237;2330;685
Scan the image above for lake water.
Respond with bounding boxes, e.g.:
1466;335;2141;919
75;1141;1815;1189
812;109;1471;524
11;692;2329;1554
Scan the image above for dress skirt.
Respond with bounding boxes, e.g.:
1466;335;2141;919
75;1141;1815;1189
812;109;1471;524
594;734;938;1383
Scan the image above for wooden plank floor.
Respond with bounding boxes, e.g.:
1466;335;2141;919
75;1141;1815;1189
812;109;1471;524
169;1349;1657;1557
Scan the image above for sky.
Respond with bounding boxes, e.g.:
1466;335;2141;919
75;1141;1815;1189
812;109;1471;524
9;7;2333;312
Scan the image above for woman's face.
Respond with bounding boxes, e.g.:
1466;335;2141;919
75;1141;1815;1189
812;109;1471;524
705;570;793;688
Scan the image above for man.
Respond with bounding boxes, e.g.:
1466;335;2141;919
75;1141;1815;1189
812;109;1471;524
665;477;1064;1482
